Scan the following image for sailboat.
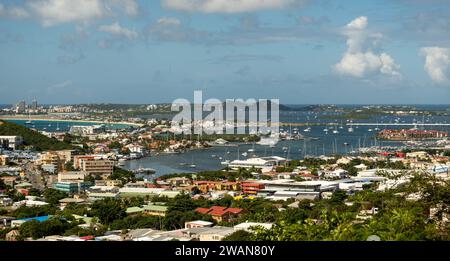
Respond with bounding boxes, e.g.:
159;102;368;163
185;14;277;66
332;125;339;134
56;122;60;131
25;113;32;124
189;155;196;168
248;142;255;152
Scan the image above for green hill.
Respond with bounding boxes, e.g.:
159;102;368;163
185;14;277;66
0;120;75;151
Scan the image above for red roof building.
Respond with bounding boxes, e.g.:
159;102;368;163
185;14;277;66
195;206;246;222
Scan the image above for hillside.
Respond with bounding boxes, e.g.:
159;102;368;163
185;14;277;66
0;120;75;151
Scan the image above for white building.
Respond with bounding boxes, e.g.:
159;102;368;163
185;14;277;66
0;136;23;150
227;156;287;173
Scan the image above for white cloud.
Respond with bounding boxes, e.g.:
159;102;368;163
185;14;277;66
334;16;401;78
157;17;181;26
8;6;31;19
0;3;31;19
0;0;139;27
99;22;138;39
420;47;450;84
346;16;367;30
161;0;307;13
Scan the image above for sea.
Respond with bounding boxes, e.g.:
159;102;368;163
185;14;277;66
4;105;450;177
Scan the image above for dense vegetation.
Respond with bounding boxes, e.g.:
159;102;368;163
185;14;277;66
0;120;75;151
225;174;450;241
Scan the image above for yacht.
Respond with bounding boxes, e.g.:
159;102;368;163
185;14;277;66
221;160;230;165
348;127;354;133
241;152;248;157
303;127;311;132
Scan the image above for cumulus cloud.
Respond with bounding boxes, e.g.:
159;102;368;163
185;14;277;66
333;16;401;78
147;17;209;42
0;0;138;27
99;22;138;39
157;17;182;26
161;0;308;13
0;3;31;19
420;47;450;84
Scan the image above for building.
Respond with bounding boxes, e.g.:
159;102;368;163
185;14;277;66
241;182;265;195
0;155;8;166
31;99;38;111
0;176;16;187
76;157;114;178
185;220;214;229
0;136;23;150
15;100;26;114
58;171;87;182
11;216;50;228
195;206;245;223
41;164;57;174
378;129;448;140
125;204;169;217
40;152;63;172
227;156;288;173
53;182;90;194
182;226;235;241
69;125;105;136
142;204;168;217
234;222;273;232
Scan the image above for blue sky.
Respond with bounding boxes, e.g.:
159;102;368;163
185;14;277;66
1;0;450;104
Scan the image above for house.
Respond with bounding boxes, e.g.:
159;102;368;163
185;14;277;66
5;230;20;241
241;182;265;195
195;206;245;223
298;173;319;181
193;181;220;193
58;198;86;208
181;226;235;241
143;204;168;217
166;177;192;187
126;204;169;217
234;222;273;232
0;176;16;187
185;220;214;229
11;215;50;227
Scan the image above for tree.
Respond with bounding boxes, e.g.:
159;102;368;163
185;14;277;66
330;189;348;205
222;230;253;241
43;189;68;205
64;161;75;171
0;179;6;190
90;198;126;225
167;193;197;212
28;188;42;197
12;205;57;219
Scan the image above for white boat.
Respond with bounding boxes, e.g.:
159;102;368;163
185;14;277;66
241;152;248;157
368;128;373;132
257;135;279;147
221;160;230;165
303;127;311;132
348;127;354;133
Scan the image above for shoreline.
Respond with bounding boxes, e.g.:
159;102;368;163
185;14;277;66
0;115;144;127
